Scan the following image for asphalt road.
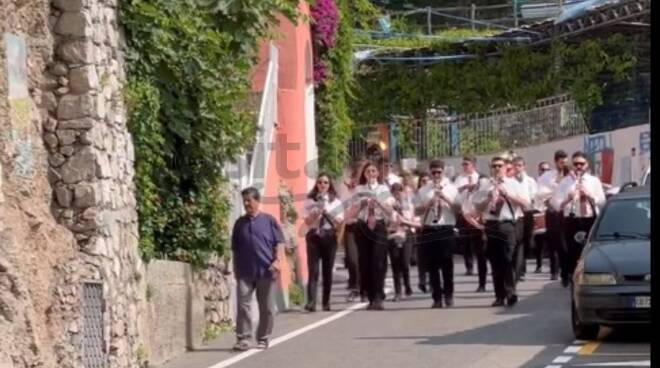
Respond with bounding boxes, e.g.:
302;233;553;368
161;257;650;368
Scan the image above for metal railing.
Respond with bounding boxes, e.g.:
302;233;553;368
348;94;588;162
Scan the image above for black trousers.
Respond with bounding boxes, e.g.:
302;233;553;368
388;235;413;295
355;220;388;303
545;210;569;281
414;239;428;287
306;229;338;306
343;223;360;292
420;226;456;302
458;222;487;287
563;216;596;279
534;232;558;274
485;220;517;300
520;212;535;275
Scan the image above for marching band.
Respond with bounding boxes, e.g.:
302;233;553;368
302;151;607;311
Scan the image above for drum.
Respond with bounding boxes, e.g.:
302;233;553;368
532;212;547;234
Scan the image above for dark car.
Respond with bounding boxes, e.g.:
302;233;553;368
571;186;650;340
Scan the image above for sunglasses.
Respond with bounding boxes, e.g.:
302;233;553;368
539;167;550;172
491;164;503;168
317;180;329;184
573;161;587;167
431;170;443;175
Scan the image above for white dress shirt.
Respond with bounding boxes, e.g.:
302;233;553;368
515;172;538;212
388;197;414;240
303;195;344;230
415;180;459;226
352;183;394;222
477;177;529;222
551;173;606;218
386;173;402;186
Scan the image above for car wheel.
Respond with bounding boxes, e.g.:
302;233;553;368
572;301;599;340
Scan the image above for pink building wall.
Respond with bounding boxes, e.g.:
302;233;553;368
252;2;314;306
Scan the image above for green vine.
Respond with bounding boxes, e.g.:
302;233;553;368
120;0;300;265
314;0;378;178
351;34;636;126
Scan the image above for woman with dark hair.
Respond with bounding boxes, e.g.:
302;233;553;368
413;171;431;293
303;173;344;312
347;161;394;310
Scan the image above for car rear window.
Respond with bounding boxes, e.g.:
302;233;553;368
594;197;650;240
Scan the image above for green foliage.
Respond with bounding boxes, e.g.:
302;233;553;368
351;34;636;126
355;28;496;49
135;344;148;367
288;283;304;306
315;0;378;178
120;0;300;265
202;321;233;343
459;124;501;155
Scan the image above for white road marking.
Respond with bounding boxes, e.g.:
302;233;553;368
206;286;393;368
544;365;562;368
564;346;582;354
553;356;573;364
572;361;650;367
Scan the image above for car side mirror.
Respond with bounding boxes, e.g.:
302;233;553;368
574;231;588;245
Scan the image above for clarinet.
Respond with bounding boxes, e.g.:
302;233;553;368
569;172;584;217
432;182;443;224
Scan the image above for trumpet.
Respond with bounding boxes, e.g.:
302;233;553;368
432;181;444;223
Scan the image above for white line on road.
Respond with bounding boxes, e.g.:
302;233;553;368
553;356;573;364
544;365;562;368
206;286;393;368
572;361;650;367
564;346;582;354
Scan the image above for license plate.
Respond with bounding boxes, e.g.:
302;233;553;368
632;296;651;308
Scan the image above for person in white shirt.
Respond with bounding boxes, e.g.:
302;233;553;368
413;171;432;294
532;161;559;276
303;173;344;312
512;156;538;282
473;156;530;307
453;156;488;291
387;183;420;301
414;160;459;308
551;151;606;284
536;150;570;285
347;161;394;311
381;159;402;186
338;158;366;302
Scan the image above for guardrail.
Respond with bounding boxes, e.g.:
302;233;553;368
348;94;588;162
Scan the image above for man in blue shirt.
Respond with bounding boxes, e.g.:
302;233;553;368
232;187;284;351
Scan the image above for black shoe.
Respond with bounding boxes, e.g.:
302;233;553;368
432;300;443;309
506;294;518;307
561;278;570;287
465;269;474;276
392;294;401;302
256;339;269;350
551;273;559;281
444;297;454;308
476;285;486;293
372;300;385;310
366;302;374;310
518;275;526;282
418;283;427;293
534;267;542;274
491;299;505;307
405;287;413;296
304;303;316;312
322;304;331;311
360;296;368;303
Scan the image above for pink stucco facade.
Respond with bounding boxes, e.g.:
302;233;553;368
251;2;315;306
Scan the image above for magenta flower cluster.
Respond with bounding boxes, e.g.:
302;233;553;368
310;0;338;85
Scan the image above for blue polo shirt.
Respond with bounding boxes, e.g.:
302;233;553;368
231;212;285;281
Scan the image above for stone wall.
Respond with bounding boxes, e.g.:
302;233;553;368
1;0;148;366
